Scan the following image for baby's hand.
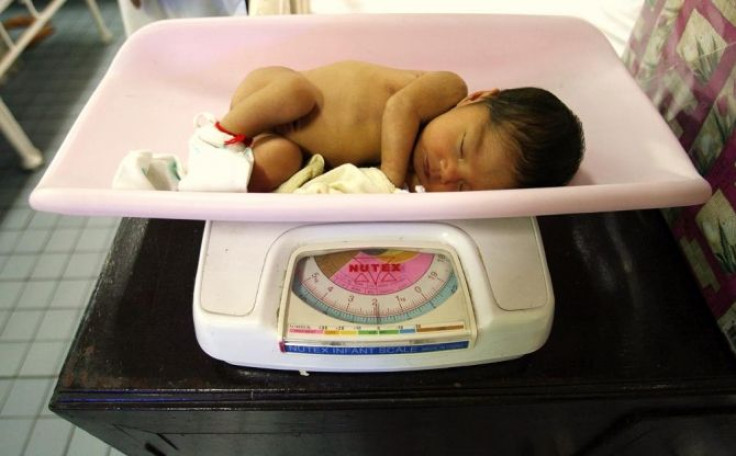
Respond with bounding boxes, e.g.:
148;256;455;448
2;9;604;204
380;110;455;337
380;164;406;189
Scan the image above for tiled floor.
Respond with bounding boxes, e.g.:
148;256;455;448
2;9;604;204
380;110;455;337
0;1;125;454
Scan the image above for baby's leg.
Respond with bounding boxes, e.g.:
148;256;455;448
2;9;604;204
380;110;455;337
220;66;319;137
188;67;312;192
248;134;303;192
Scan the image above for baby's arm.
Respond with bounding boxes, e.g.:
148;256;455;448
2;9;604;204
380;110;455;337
380;71;467;188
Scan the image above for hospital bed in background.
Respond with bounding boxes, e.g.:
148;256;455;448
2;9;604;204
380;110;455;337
0;0;112;169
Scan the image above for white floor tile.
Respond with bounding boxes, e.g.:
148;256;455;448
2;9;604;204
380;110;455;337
48;279;93;309
36;310;80;340
30;253;69;280
63;252;104;279
0;208;33;230
0;310;43;341
27;212;60;230
45;228;82;253
0;309;8;330
0;342;28;376
0;418;34;456
0;378;11;407
0;230;21;254
0;254;37;280
0;281;23;309
1;379;52;417
55;216;88;229
15;229;51;254
40;379;59;417
67;427;110;456
19;341;68;376
15;280;57;310
86;216;121;228
75;227;114;252
25;417;74;456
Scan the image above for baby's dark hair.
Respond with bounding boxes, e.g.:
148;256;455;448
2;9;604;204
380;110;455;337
482;88;584;188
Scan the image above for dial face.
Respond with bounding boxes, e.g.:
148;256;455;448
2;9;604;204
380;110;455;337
291;248;459;325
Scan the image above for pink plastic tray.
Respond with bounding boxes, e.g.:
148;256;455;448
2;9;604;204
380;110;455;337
30;14;710;222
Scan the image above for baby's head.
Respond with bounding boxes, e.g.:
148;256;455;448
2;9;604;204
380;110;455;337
411;87;584;192
482;87;584;188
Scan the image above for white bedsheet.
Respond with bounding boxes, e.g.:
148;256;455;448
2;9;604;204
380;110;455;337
306;0;643;56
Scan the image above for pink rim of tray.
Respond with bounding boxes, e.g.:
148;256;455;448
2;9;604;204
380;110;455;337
30;14;711;222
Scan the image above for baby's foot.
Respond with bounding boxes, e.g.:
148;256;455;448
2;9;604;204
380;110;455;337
179;113;254;192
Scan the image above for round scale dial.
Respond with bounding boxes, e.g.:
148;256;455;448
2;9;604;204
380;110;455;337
291;248;458;325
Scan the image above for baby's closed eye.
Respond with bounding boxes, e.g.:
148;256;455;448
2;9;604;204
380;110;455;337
458;133;466;159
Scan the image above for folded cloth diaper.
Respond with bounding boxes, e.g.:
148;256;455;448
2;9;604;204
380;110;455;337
275;154;326;193
178;113;254;192
293;164;404;194
112;113;254;192
112;150;183;191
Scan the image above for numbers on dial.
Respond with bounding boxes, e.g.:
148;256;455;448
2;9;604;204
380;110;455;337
291;249;459;325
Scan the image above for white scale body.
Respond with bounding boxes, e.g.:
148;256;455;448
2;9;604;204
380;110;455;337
193;217;554;372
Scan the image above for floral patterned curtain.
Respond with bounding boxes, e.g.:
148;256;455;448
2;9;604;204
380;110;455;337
624;0;736;352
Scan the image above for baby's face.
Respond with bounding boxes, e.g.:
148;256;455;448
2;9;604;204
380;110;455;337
412;103;518;192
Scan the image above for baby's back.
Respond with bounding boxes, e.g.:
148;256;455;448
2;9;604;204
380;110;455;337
279;61;424;167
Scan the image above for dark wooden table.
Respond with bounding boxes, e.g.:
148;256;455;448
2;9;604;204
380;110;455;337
50;211;736;455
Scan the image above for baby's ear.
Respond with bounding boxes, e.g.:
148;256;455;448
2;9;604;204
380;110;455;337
457;89;500;106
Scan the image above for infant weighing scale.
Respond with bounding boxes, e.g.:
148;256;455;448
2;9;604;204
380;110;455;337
30;15;710;372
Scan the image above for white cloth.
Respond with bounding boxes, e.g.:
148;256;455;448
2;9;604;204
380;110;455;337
177;147;254;192
177;113;255;192
113;149;410;194
274;154;326;193
112;147;254;192
275;154;420;194
114;113;255;192
112;150;182;191
293;163;403;194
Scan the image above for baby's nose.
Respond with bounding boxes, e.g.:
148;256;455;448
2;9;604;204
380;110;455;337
439;158;460;183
